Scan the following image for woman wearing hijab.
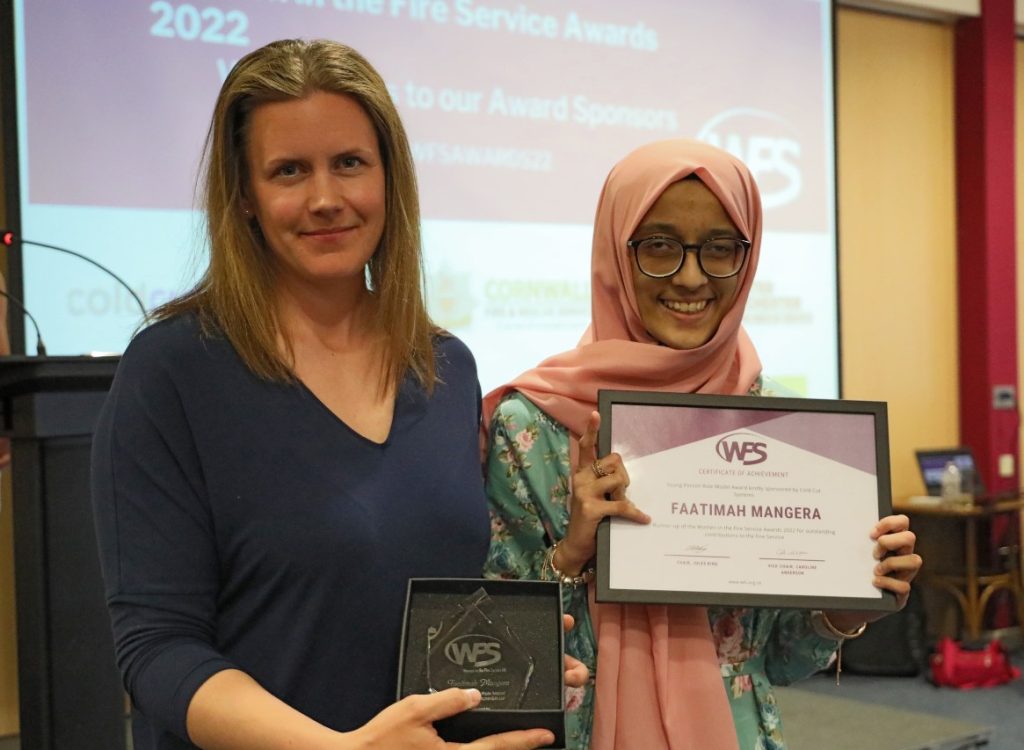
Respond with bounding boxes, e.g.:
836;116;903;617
483;139;921;749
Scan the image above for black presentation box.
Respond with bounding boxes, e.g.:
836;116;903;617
397;578;566;748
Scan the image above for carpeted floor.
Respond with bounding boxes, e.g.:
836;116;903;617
782;652;1024;750
776;686;991;750
0;693;1001;750
2;658;1022;749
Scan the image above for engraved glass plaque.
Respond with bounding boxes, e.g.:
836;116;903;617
425;587;535;708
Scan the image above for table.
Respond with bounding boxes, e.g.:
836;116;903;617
894;497;1024;641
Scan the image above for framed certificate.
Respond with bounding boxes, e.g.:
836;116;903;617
596;390;896;611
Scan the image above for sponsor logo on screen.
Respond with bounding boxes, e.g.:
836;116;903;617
444;634;503;668
427;266;475;329
715;432;768;466
697;109;801;210
67;283;175;316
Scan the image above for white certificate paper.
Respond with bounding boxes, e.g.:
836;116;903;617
596;392;895;610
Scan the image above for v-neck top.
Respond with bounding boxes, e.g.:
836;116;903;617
91;314;490;748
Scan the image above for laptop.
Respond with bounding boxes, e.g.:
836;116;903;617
915;447;986;498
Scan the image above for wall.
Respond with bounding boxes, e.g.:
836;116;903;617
837;8;960;499
843;0;979;20
1011;36;1019;581
1016;37;1023;580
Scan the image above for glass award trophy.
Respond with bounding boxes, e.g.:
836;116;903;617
425;587;535;708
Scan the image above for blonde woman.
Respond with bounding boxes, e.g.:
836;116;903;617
92;39;568;750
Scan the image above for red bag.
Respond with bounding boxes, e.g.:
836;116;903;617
929;637;1020;689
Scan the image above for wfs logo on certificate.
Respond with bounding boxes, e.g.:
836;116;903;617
715;433;768;465
595;391;897;613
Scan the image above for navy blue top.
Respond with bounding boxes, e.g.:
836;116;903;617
91;315;490;748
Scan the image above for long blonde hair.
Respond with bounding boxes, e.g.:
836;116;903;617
153;39;437;393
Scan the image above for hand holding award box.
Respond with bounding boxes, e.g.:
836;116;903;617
397;579;567;747
595;390;897;612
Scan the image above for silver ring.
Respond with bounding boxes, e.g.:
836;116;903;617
592;460;609;479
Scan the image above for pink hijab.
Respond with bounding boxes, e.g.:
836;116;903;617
484;139;764;749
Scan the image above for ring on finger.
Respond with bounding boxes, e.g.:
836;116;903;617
592;460;609;479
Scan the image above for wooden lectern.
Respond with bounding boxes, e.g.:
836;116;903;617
0;356;124;750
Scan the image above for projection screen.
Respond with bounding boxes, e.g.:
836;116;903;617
7;0;838;395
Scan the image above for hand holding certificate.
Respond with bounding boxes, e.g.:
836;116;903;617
595;390;906;612
550;411;649;580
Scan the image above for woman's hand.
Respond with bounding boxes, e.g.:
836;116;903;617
187;670;554;750
562;614;589;688
563;654;588;689
554;411;650;576
824;514;922;632
349;688;554;749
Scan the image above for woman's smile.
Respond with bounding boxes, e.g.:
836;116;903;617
659;298;711;315
299;225;359;241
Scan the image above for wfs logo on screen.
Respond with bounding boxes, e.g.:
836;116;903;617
716;433;768;466
697;109;801;210
444;635;503;668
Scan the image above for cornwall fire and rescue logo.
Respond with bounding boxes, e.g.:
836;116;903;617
715;433;768;466
427;266;474;330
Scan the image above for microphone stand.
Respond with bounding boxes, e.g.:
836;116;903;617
1;232;148;320
0;287;47;355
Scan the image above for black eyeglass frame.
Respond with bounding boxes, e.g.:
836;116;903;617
626;236;752;279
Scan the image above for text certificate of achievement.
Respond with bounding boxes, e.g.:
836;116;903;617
595;391;896;611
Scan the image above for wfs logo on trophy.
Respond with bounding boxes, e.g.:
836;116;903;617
424;588;535;708
716;433;768;466
444;634;503;668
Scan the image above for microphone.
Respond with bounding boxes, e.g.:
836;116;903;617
0;286;47;356
1;230;148;319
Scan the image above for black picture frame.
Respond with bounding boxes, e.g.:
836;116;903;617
596;390;896;612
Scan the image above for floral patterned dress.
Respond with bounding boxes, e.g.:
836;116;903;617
483;382;840;750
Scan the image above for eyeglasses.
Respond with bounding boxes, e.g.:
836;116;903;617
627;236;751;279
